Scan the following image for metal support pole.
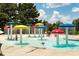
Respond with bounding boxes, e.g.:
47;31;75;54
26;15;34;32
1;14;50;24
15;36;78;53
28;26;30;37
39;29;40;37
73;27;75;35
34;28;36;37
7;28;10;40
41;29;43;40
56;34;59;45
10;24;13;40
20;29;22;44
65;27;68;44
15;29;18;41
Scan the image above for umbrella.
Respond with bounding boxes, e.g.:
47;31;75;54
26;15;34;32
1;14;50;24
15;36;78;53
7;22;15;25
32;26;37;37
4;25;10;28
35;23;44;26
14;25;28;44
7;22;15;40
60;24;75;44
4;25;10;40
14;25;28;29
60;24;75;27
51;29;64;34
36;26;45;28
37;26;45;40
51;29;64;45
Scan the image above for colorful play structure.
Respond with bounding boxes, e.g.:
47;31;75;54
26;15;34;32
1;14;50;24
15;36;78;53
60;24;75;45
31;26;37;37
4;25;10;40
51;29;64;45
14;25;28;45
3;21;77;48
7;22;15;40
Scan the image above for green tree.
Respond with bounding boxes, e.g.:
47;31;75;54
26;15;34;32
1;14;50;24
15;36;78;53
0;3;39;28
16;3;39;25
42;20;48;26
0;3;17;18
47;24;53;31
0;13;9;29
54;21;63;29
72;18;79;34
46;21;63;31
72;18;79;31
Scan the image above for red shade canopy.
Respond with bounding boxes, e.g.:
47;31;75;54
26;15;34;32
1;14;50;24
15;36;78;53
32;26;37;28
51;29;64;34
4;25;10;28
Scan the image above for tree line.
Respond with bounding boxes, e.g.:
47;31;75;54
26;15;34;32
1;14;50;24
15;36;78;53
0;3;79;34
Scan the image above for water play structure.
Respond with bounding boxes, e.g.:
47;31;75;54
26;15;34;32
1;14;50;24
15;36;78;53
36;26;46;41
2;22;79;49
7;22;15;40
31;26;37;37
35;23;44;37
14;25;29;45
60;24;75;45
51;29;64;45
26;23;33;37
4;25;10;40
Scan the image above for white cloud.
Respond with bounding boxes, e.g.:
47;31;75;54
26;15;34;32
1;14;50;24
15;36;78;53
38;9;47;20
72;7;79;13
48;10;72;24
39;9;45;16
43;3;70;8
51;11;62;18
61;16;72;24
48;11;62;24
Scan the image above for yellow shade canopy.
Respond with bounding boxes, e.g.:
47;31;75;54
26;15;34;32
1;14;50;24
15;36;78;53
35;23;44;26
14;25;28;29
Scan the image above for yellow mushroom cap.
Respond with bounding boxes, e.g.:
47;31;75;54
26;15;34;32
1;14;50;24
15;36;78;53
14;25;28;29
35;23;44;26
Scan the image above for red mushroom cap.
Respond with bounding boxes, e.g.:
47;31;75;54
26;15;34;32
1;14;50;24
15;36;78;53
4;25;10;28
51;29;64;34
32;26;37;28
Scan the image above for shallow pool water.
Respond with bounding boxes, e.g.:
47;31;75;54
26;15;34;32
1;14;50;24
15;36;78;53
2;35;79;50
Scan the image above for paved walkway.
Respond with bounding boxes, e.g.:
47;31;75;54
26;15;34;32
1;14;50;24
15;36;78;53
1;44;79;56
0;34;79;56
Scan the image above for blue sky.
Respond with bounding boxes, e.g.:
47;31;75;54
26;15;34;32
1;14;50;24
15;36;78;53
35;3;79;24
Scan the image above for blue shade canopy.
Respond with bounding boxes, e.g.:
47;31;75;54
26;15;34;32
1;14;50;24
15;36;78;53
37;26;45;28
60;24;75;27
26;24;33;26
7;22;15;25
